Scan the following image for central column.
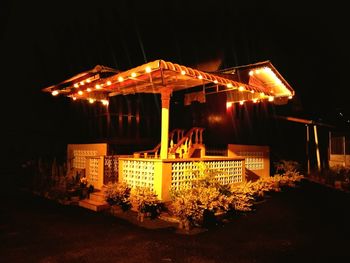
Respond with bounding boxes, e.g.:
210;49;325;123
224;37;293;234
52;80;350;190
160;88;172;159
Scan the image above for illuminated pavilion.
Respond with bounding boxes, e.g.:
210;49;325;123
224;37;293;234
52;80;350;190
43;59;294;208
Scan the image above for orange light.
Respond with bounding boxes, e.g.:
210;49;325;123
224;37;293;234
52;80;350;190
145;66;151;73
260;92;265;97
74;83;79;88
107;80;112;85
51;90;59;96
227;83;233;88
226;102;233;109
239;100;244;105
255;69;260;74
251;90;255;94
181;70;186;75
101;99;109;106
268;96;274;102
80;81;84;85
86;88;92;92
249;71;254;76
213;80;218;84
131;72;137;78
78;90;83;95
288;95;293;99
72;96;77;101
118;76;124;82
198;75;203;80
253;98;258;103
89;98;95;104
238;86;245;92
86;79;91;83
95;84;101;89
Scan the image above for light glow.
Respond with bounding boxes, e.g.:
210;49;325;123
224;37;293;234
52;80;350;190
118;76;124;82
249;71;253;76
253;98;258;103
78;90;83;95
95;84;101;89
89;98;95;104
226;102;233;109
181;70;186;75
288;95;293;99
227;83;233;88
198;75;203;80
131;72;137;78
72;96;77;101
51;90;59;96
107;80;112;85
251;90;255;93
86;88;92;92
101;99;109;106
213;80;218;84
239;100;244;105
74;83;79;88
238;86;245;91
145;66;151;73
268;96;274;102
80;81;84;85
86;79;91;83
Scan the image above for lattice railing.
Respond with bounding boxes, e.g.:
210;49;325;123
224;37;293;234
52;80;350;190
121;160;155;190
88;157;100;185
171;159;244;191
104;155;119;184
73;150;98;169
238;151;264;170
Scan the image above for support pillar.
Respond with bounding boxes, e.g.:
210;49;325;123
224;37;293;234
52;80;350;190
314;125;321;171
306;124;310;174
160;88;172;159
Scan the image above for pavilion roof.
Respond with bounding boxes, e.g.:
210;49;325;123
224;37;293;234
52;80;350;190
43;59;294;105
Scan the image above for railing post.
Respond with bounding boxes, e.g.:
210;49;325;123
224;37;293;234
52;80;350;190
160;88;172;159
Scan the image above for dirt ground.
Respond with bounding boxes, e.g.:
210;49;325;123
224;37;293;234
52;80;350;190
1;179;350;263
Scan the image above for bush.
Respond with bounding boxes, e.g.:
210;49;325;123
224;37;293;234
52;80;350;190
130;187;162;221
104;182;131;211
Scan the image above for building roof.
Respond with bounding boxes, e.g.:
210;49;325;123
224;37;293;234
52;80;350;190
43;59;294;105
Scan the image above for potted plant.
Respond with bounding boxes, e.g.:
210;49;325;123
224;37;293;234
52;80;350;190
130;187;162;222
104;182;131;213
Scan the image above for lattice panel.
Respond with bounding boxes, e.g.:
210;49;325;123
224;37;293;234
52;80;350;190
88;157;100;184
73;150;98;169
238;151;264;170
121;160;155;190
171;160;243;191
104;156;119;184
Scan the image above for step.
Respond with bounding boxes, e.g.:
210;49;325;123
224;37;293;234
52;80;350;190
89;191;106;202
78;199;109;212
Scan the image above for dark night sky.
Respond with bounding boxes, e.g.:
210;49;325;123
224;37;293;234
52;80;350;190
1;0;350;162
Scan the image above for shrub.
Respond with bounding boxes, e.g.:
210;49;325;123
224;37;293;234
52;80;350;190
104;182;131;211
130;187;162;220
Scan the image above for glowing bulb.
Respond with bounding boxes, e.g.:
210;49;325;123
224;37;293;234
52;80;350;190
227;83;233;88
226;102;233;108
238;86;245;92
131;72;137;78
145;66;151;73
253;98;258;103
255;69;260;74
213;80;218;84
118;76;124;82
198;75;203;80
78;90;83;95
106;80;112;85
251;90;255;94
89;98;95;104
95;84;101;89
181;70;186;75
86;88;91;92
101;99;109;106
268;96;274;102
288;95;293;99
80;81;85;85
51;90;59;96
72;96;77;101
239;100;244;105
249;71;254;76
74;83;79;88
86;79;91;83
260;92;265;97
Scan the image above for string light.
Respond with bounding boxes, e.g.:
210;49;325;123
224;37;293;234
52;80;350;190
249;71;254;76
101;99;109;106
72;96;77;101
106;80;112;85
118;76;124;82
80;81;85;85
268;96;274;102
226;102;233;108
86;88;92;92
260;92;265;97
181;70;186;75
145;66;151;73
131;72;137;78
51;90;59;96
95;84;101;89
238;86;245;91
227;83;233;88
198;75;203;80
78;90;83;95
74;83;79;88
86;79;91;83
253;98;258;103
251;90;255;93
288;95;293;99
89;98;95;104
239;100;244;105
213;80;218;84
